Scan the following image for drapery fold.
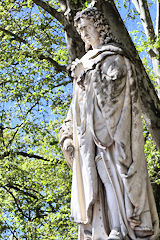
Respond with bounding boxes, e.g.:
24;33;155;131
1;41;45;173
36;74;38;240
59;45;159;239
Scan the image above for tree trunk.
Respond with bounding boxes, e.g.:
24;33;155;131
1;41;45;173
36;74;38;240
59;0;85;64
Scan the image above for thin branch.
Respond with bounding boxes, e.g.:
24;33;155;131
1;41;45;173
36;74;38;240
0;27;67;73
6;183;56;214
32;0;68;27
8;183;39;194
32;0;80;40
131;0;140;13
0;116;5;147
39;54;67;73
0;151;50;162
0;27;27;44
0;151;11;159
6;126;22;149
46;200;55;212
1;220;19;240
54;79;72;88
2;186;30;220
0;79;16;86
5;183;38;200
16;151;50;161
6;100;40;148
132;0;155;40
132;0;160;84
1;185;55;221
0;102;39;149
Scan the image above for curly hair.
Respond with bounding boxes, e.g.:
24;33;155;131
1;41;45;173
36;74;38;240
74;7;118;51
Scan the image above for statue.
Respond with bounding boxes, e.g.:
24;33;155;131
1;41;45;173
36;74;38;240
59;7;159;240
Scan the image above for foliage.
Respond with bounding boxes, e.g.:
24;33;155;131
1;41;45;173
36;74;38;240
144;124;160;217
0;0;76;238
0;0;159;239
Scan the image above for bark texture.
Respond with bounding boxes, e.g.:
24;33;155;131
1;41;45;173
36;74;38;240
59;0;85;62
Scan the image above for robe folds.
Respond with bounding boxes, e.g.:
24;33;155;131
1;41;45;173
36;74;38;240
59;44;159;240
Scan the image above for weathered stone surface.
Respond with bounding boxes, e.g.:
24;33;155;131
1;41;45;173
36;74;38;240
59;7;159;240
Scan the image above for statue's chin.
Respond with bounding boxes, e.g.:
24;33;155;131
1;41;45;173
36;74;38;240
85;42;92;52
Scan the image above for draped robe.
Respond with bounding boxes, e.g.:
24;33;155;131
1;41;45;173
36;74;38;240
59;45;159;240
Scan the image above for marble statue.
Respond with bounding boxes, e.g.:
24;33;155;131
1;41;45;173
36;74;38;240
59;7;159;240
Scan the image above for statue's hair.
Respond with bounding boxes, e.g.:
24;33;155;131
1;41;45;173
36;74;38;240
74;7;118;50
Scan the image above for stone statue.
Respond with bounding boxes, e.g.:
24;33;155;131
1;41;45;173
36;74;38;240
59;7;159;240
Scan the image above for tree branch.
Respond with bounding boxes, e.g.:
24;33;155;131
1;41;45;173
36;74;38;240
54;79;72;88
5;183;38;200
38;54;67;73
132;0;160;88
6;125;23;149
1;220;19;240
5;101;39;149
0;27;67;73
2;186;30;220
0;27;27;44
32;0;68;27
8;183;39;194
16;151;50;161
1;185;55;220
132;0;155;41
32;0;81;44
131;0;140;13
0;151;50;162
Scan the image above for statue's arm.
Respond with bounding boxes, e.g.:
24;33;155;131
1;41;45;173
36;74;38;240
100;54;127;81
93;54;128;140
59;103;74;169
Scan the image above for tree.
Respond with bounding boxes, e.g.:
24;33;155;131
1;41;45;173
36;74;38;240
0;0;159;239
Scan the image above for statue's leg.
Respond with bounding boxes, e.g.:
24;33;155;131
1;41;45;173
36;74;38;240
97;158;120;230
97;158;122;240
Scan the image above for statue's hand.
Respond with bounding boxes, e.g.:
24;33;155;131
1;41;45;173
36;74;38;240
62;138;74;169
63;138;74;153
71;58;84;78
71;58;81;71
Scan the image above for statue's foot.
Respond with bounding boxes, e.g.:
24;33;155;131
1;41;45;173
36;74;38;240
107;229;122;240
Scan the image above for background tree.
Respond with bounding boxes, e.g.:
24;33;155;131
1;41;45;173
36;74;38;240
0;0;159;239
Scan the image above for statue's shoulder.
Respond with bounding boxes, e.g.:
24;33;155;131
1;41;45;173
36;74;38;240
101;54;127;79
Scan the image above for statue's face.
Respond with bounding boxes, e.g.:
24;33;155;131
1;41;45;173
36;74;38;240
77;18;100;49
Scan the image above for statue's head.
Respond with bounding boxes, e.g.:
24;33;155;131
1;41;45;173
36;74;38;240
74;7;117;51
